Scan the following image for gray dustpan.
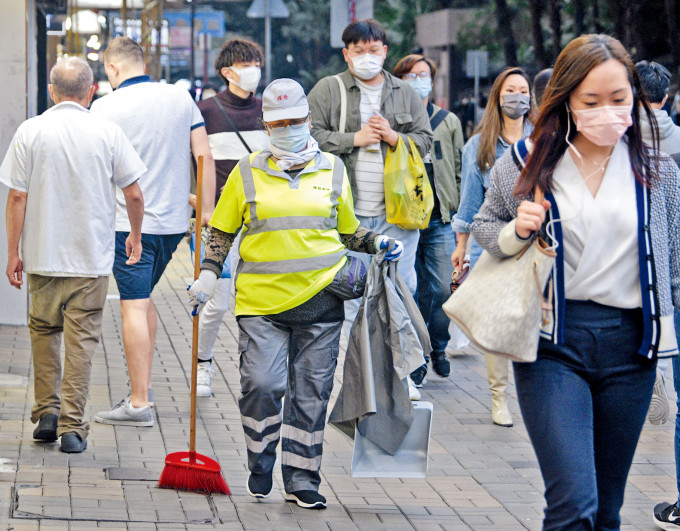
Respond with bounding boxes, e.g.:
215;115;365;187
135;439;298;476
350;401;433;478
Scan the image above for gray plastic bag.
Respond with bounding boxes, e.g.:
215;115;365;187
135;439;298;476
329;250;431;455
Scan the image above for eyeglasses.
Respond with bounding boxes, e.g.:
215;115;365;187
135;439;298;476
403;72;431;80
264;117;309;130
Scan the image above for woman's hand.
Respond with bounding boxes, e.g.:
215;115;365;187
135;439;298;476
516;199;551;239
451;244;467;271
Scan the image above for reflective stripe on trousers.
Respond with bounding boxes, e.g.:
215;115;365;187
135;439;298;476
237;315;341;492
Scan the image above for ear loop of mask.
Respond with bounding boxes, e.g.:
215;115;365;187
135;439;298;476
544;103;611;252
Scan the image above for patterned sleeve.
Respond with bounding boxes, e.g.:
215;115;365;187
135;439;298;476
201;227;237;277
471;151;524;258
340;226;381;254
660;155;680;307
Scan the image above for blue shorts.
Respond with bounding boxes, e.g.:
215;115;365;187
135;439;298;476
113;232;184;300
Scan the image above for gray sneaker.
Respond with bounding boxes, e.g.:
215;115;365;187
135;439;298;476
95;398;154;427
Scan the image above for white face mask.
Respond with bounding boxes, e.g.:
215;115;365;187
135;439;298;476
229;65;261;94
350;53;384;80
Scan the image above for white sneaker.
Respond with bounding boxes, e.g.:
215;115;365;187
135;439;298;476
648;370;670;425
407;376;421;401
197;362;214;397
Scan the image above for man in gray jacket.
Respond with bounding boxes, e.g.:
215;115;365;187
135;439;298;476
637;60;680;163
308;19;432;299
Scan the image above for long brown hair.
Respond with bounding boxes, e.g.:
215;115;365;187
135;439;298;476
515;34;659;197
475;67;532;171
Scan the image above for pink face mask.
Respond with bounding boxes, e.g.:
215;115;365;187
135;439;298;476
569;104;633;146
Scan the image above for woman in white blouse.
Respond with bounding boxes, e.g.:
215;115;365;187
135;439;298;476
472;34;680;530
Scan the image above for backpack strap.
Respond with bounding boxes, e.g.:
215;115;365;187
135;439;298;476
429;108;450;132
334;75;347;134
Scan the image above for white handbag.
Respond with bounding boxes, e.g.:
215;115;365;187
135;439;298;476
442;188;556;362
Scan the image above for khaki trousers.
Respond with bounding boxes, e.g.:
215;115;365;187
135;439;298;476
28;274;108;440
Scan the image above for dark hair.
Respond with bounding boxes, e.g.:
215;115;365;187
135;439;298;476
533;68;553;106
50;57;93;99
342;19;386;47
393;54;436;79
475;67;532;170
215;38;264;83
515;34;659;197
104;36;144;64
636;60;671;104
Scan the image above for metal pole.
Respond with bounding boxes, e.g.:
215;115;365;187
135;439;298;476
265;0;271;85
74;0;79;56
121;0;127;36
157;0;164;80
190;0;195;86
473;55;479;122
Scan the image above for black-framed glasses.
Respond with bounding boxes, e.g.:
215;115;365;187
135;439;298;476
403;72;431;80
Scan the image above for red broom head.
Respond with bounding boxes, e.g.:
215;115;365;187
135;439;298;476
158;451;230;495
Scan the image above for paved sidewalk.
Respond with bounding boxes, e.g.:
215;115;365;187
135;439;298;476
0;241;675;530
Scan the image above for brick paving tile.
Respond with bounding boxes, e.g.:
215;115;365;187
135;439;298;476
0;243;676;530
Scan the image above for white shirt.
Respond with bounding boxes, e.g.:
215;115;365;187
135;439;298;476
91;77;205;234
551;139;641;308
353;77;385;217
0;101;146;276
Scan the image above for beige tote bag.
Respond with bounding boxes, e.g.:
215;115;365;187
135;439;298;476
442;188;556;362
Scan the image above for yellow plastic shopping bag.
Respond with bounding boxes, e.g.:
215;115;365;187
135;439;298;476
384;136;434;230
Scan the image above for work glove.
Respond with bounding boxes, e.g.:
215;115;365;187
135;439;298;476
374;235;404;262
187;270;217;316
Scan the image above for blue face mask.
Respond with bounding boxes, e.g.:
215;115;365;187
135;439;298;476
407;77;432;99
269;122;311;153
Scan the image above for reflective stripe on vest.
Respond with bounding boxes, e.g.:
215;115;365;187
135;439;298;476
238;155;344;236
237;154;347;275
239;249;348;275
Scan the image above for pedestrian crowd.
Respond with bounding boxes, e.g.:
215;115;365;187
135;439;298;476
2;16;680;529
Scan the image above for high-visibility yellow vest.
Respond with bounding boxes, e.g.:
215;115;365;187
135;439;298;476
210;151;360;316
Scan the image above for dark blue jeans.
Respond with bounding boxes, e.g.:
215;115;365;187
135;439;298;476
415;218;456;354
514;300;656;531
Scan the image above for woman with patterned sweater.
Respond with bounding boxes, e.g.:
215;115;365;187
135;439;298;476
472;34;680;530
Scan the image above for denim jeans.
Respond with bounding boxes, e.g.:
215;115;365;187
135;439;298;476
514;300;656;531
415;218;455;353
343;214;420;334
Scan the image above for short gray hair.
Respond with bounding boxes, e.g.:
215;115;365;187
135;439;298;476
104;36;144;64
50;57;93;99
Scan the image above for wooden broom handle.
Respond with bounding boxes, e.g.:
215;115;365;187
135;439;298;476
190;155;203;454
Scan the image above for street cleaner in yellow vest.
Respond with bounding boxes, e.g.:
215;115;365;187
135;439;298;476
186;79;403;510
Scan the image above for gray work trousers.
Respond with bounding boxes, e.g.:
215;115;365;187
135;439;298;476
237;315;341;493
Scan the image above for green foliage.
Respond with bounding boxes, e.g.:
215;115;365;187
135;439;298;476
210;0;680;92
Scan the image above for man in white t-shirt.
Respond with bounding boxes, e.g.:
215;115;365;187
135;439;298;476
91;37;216;427
0;57;146;453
